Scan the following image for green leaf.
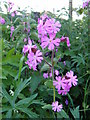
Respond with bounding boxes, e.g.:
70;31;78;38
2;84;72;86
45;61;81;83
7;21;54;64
40;64;50;72
1;106;12;113
3;49;22;67
18;56;24;81
67;93;74;108
30;23;37;29
31;100;46;106
7;48;15;57
42;104;52;110
70;106;80;119
30;32;39;40
44;79;53;88
30;72;43;94
6;109;12;118
16;93;38;106
2;84;13;106
14;17;21;24
12;25;24;38
13;77;31;104
15;66;27;80
57;110;69;118
2;65;17;78
17;107;39;118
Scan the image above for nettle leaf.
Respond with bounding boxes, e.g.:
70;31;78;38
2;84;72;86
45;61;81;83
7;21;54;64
2;48;22;67
30;72;43;94
44;79;53;89
70;106;80;119
2;65;17;78
3;53;22;67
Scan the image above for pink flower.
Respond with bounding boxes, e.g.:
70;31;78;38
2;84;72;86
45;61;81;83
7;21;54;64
58;83;71;95
24;38;27;42
11;10;17;17
8;1;14;12
41;34;60;50
28;50;43;65
83;0;90;8
11;12;15;17
52;101;63;112
11;26;14;31
37;20;46;38
49;72;52;78
55;70;59;76
10;26;14;37
41;14;49;21
25;60;37;71
45;18;61;34
63;61;66;66
53;76;66;91
37;15;61;39
65;70;78;87
23;38;43;71
0;17;5;24
43;73;48;79
66;37;71;47
23;39;36;53
60;36;71;48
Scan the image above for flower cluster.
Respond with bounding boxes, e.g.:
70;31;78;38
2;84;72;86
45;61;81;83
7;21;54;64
0;16;5;24
23;38;43;70
37;14;61;50
8;0;17;17
83;0;90;8
53;70;78;95
8;0;14;12
22;14;78;113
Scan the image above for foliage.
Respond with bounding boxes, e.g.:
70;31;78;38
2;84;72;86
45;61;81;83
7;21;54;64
0;1;90;119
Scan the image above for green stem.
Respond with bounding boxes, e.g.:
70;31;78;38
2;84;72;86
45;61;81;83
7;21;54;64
51;50;55;102
83;76;90;117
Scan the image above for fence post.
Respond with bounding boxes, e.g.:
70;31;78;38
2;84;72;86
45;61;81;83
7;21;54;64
69;0;72;20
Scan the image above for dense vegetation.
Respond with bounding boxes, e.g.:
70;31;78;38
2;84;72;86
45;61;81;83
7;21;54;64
0;1;89;119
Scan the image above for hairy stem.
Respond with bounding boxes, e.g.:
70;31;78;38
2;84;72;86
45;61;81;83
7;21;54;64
51;50;55;102
43;58;52;67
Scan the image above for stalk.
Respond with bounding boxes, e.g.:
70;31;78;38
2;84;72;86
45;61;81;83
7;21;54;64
51;50;55;102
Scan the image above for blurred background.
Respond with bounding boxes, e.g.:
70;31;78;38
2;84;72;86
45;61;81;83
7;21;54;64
1;0;84;20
